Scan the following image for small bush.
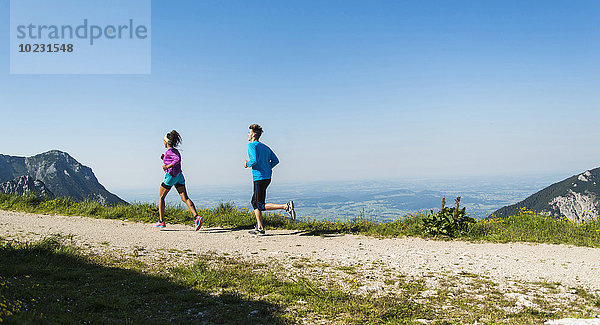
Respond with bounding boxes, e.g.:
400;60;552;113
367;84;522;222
422;207;474;238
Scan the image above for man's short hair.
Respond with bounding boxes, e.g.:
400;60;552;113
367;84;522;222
249;124;263;140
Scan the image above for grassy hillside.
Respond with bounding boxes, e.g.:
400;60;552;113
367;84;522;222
492;167;600;219
0;235;428;324
1;233;599;323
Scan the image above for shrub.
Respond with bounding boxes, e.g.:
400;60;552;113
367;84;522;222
422;206;474;237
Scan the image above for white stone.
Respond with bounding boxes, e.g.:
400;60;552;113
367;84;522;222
545;318;600;325
548;190;599;222
578;171;592;182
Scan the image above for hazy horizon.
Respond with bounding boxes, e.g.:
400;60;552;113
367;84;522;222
111;172;570;220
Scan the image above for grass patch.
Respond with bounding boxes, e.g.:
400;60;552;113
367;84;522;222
1;236;599;323
466;208;600;247
0;236;428;324
2;193;600;248
335;266;358;275
420;274;600;324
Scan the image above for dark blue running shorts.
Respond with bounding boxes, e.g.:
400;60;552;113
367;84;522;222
251;179;271;211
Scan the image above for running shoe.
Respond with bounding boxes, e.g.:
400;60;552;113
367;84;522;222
194;216;203;231
285;200;296;221
248;226;265;235
154;221;166;228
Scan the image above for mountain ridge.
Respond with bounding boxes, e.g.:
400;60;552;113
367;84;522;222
491;167;600;222
0;150;127;205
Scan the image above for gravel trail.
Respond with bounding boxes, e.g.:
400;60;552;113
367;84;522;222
2;210;599;292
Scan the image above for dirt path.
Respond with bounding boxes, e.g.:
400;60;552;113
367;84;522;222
1;210;600;293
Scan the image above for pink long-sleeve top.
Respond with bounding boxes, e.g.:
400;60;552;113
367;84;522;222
163;148;182;177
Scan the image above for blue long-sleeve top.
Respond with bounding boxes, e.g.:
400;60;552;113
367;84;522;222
246;141;279;181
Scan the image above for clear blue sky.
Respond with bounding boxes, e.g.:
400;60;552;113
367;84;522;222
1;0;599;192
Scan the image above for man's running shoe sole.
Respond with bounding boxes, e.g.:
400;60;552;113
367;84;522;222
287;200;296;221
248;229;265;235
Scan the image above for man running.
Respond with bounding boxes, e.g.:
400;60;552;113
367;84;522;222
244;124;295;235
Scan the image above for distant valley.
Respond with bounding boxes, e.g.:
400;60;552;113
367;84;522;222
120;176;558;221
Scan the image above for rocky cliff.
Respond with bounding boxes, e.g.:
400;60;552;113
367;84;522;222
491;168;600;222
0;175;54;197
0;150;127;205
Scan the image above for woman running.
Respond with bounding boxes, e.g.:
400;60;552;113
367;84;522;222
155;130;203;231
